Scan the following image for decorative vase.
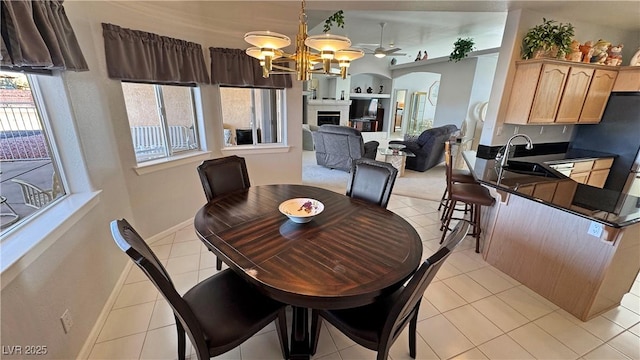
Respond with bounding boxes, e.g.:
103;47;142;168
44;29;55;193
533;45;559;59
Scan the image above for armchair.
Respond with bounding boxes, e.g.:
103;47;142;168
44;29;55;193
389;124;459;172
312;125;379;172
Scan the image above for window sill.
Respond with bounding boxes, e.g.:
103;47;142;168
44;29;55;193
221;144;291;156
134;151;212;175
1;191;101;288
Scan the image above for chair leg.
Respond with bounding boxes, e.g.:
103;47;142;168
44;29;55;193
440;200;456;244
409;306;419;358
440;197;452;222
216;257;222;270
310;310;321;355
437;188;448;211
275;308;289;360
474;205;482;253
175;319;186;360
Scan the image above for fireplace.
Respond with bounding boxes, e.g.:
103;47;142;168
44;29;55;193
317;111;341;126
306;100;350;127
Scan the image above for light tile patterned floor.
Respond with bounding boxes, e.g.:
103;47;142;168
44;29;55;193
88;195;640;360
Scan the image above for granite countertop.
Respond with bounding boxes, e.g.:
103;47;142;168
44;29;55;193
463;150;640;228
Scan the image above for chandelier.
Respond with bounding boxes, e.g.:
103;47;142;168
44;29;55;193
244;0;363;81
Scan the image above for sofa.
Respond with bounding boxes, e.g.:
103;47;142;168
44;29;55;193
312;125;379;172
389;124;459;172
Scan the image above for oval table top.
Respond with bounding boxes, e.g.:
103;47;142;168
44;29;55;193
194;184;423;310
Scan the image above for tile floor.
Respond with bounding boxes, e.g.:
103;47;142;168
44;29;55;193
88;195;640;360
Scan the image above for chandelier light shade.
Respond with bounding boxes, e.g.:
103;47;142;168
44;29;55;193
304;34;351;54
335;48;365;77
244;31;291;49
244;0;361;80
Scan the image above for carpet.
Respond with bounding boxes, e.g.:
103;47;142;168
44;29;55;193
301;150;447;201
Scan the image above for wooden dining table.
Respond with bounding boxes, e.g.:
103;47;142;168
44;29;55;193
194;184;423;359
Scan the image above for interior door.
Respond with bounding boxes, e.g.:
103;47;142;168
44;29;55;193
393;89;407;134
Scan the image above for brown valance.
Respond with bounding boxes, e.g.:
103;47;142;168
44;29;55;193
102;23;209;85
0;0;88;72
209;47;291;89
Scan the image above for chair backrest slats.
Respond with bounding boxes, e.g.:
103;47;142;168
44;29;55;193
11;178;53;209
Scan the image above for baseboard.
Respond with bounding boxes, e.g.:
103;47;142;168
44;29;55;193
147;217;195;245
76;260;132;359
77;217;194;359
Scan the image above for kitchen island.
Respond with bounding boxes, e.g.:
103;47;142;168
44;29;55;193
464;150;640;321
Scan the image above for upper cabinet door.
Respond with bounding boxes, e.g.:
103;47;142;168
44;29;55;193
504;60;620;125
579;69;618;123
612;68;640;91
556;66;594;123
529;64;570;123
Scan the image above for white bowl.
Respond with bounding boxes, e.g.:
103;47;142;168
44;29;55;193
278;198;324;223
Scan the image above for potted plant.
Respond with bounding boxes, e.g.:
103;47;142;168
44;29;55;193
323;11;345;32
522;18;575;59
449;37;475;62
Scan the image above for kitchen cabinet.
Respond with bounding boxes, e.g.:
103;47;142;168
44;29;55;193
505;59;618;125
556;66;594;123
559;157;614;188
578;69;618;123
552;179;578;208
612;67;640;91
516;179;577;207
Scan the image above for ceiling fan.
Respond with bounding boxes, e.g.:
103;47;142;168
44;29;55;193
361;23;406;58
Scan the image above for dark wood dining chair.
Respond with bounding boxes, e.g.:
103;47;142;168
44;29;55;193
310;221;470;360
110;219;288;360
197;155;251;269
346;158;398;208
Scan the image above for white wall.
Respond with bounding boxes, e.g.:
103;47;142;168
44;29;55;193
392;57;480;130
466;56;499;148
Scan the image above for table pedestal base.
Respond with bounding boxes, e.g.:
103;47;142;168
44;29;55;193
290;306;310;360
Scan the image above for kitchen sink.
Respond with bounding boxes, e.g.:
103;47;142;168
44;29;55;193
503;160;561;178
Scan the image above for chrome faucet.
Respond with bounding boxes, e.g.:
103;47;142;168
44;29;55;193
498;134;534;168
496;134;534;180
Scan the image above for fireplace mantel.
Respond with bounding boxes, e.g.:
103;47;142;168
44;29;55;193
308;99;350;106
307;99;351;127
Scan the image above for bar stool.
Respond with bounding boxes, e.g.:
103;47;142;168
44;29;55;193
440;142;495;253
438;168;476;219
438;141;477;220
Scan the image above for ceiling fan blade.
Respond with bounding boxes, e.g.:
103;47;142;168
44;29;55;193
384;48;402;54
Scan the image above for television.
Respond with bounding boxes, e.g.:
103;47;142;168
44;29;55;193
349;98;379;120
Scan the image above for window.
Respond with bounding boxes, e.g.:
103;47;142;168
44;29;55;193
121;83;199;163
220;87;284;146
0;71;66;234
